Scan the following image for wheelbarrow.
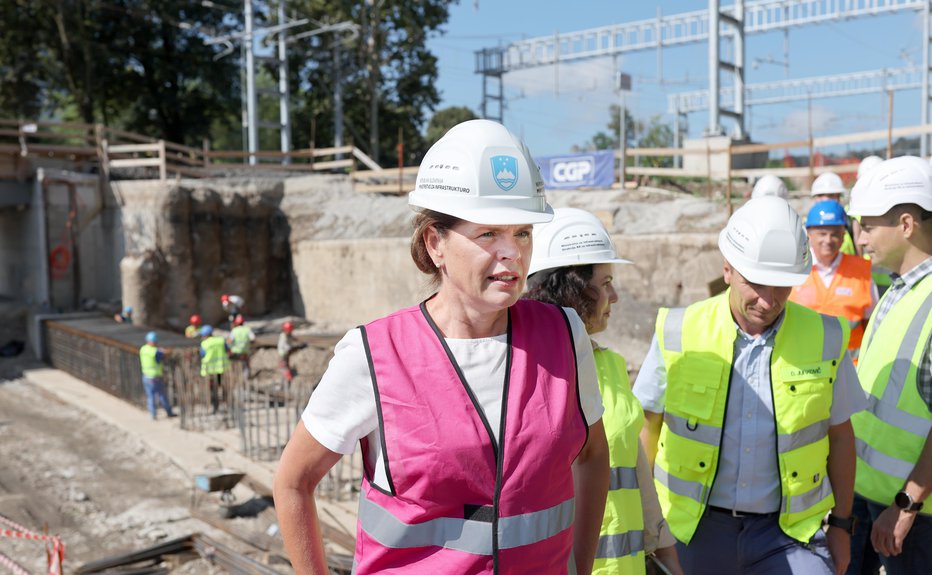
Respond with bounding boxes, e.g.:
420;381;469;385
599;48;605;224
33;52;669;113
194;469;245;518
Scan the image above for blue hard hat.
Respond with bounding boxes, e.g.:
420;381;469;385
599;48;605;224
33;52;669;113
145;331;158;343
200;325;213;337
806;200;847;228
124;306;133;314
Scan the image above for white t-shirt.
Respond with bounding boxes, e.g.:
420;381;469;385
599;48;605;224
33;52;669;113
303;307;604;490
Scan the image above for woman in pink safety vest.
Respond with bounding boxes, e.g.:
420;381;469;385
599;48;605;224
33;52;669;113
273;119;609;575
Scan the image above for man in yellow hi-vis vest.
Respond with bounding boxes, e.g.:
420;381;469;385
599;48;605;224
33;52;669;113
139;331;174;420
635;197;866;574
847;155;932;575
199;324;229;414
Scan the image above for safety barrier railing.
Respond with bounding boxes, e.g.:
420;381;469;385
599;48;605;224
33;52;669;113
0;118;382;182
43;319;362;500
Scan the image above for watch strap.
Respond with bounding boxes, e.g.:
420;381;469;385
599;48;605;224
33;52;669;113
826;513;856;534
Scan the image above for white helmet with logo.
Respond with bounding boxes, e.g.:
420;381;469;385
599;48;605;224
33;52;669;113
810;172;846;197
750;174;788;199
408;119;552;225
849;155;932;217
719;196;811;286
527;208;631;276
857;155;883;180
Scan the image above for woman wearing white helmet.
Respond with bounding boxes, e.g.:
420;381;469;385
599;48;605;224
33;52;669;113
274;120;609;575
524;208;684;575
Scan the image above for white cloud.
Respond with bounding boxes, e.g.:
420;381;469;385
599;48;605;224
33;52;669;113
778;105;837;139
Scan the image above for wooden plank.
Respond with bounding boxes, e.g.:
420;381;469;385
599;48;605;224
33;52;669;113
110;158;163;168
731;139;811;154
310;159;353;170
205;149;314;160
626;166;710;177
352;166;419;180
108;143;161;154
625;147;713;157
312;145;354;156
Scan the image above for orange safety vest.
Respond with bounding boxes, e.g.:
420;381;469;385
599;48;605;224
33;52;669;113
790;253;872;351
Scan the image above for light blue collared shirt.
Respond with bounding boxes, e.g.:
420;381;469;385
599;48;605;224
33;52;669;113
633;312;866;514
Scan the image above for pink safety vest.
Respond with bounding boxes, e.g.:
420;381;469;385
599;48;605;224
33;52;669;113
354;299;588;574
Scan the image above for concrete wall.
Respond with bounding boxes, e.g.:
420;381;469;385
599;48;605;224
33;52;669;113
0;170;122;310
289;231;724;368
114;178;294;330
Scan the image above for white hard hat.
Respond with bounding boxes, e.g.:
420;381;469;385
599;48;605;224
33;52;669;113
849;155;932;217
857;155;884;180
527;208;632;276
751;174;788;199
719;196;811;287
408;119;552;225
810;172;846;197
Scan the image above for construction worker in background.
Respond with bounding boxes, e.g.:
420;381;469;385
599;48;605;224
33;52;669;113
811;172;858;256
184;314;202;339
277;321;298;383
525;207;684;575
789;200;877;362
199;324;229;414
227;314;255;380
635;196;865;574
750;173;788;200
139;331;174;420
114;305;133;324
220;293;245;328
846;155;932;575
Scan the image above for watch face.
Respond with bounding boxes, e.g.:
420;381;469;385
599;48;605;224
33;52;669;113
895;491;913;509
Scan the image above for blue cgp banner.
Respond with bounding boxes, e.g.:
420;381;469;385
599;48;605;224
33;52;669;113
535;150;615;190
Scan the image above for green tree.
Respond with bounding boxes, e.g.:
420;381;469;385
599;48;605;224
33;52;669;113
426;106;477;146
577;104;639;151
0;0;240;145
637;115;674;168
288;0;456;167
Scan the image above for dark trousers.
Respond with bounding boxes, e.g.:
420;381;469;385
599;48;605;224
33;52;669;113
849;494;932;575
676;507;834;574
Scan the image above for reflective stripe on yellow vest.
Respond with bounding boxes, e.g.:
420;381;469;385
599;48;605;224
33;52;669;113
139;344;163;378
592;348;645;575
853;275;932;515
229;325;252;354
200;336;229;376
655;292;848;544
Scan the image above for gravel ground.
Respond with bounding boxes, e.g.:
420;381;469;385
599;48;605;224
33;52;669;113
0;376;282;574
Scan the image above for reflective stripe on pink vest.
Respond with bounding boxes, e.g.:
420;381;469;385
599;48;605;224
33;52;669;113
353;299;588;574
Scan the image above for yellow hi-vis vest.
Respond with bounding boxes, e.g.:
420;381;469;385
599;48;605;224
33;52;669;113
200;336;229;376
139;344;163;378
592;348;645;575
229;325;253;354
655;291;849;544
853;274;932;515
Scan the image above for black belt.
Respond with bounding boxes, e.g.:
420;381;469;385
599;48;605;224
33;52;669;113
707;505;777;518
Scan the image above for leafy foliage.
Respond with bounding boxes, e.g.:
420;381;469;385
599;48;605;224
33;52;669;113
425;106;477;145
0;0;456;162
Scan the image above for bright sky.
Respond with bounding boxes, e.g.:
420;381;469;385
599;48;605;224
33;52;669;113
427;1;923;156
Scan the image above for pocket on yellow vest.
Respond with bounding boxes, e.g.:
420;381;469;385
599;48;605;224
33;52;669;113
658;426;718;485
667;354;726;421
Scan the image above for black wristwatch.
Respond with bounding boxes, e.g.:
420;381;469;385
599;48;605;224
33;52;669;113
826;513;856;534
894;490;924;512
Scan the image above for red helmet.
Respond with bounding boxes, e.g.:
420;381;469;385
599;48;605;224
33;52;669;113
233;314;244;326
282;321;294;334
221;294;229;303
189;314;201;325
